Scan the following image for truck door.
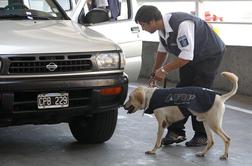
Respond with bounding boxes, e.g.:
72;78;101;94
70;0;142;82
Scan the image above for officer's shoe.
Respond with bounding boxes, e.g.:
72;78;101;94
185;134;207;147
161;132;186;146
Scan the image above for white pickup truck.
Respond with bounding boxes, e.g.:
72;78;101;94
0;0;141;144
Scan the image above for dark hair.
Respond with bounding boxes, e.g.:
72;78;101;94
135;5;162;24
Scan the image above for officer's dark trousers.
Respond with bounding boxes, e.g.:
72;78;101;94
168;54;223;136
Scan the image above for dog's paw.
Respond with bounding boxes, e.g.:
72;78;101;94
195;152;205;157
220;154;228;160
145;150;156;155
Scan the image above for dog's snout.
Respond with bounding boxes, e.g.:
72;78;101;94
122;100;136;114
126;105;135;114
123;104;128;110
129;105;134;110
123;104;130;109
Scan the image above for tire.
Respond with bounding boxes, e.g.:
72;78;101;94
69;109;118;144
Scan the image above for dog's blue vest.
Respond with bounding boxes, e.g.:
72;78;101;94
144;87;216;115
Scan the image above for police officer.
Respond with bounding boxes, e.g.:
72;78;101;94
135;5;225;147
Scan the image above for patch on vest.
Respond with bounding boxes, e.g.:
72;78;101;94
178;35;189;47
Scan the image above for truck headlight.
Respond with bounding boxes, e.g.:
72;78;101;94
120;52;125;69
96;52;122;69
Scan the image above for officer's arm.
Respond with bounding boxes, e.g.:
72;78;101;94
154;57;189;81
177;20;195;61
162;58;189;73
151;51;167;76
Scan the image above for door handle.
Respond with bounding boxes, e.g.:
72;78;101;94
131;26;140;33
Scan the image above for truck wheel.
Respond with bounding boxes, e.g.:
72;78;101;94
69;109;118;143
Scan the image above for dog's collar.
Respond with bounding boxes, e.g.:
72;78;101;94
142;87;157;115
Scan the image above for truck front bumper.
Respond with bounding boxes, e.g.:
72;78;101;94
0;73;128;126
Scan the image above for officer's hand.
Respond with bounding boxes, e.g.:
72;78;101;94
154;68;166;81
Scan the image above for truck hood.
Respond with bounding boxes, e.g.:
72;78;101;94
0;20;120;54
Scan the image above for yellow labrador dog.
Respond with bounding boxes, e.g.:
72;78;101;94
124;72;238;160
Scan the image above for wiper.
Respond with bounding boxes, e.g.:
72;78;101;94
0;14;55;20
0;14;29;20
31;16;54;20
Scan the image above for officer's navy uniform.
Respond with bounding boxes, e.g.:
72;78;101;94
158;12;225;137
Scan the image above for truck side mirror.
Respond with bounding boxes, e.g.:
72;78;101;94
83;8;110;24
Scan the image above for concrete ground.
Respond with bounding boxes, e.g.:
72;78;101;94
0;82;252;166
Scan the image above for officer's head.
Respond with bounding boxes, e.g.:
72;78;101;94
135;5;162;33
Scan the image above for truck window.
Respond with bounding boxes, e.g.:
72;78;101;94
56;0;72;11
85;0;129;21
84;0;131;21
116;0;129;20
0;0;68;20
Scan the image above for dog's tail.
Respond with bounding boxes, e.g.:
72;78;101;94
220;72;238;102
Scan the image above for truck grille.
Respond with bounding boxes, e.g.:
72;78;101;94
8;54;93;74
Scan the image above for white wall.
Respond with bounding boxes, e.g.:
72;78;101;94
137;0;252;46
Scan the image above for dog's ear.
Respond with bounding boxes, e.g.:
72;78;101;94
134;88;144;105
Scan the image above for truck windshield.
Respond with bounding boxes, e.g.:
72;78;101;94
0;0;68;20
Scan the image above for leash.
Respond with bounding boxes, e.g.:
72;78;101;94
163;77;167;88
148;78;167;89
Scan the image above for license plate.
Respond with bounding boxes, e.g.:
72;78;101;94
37;93;69;109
